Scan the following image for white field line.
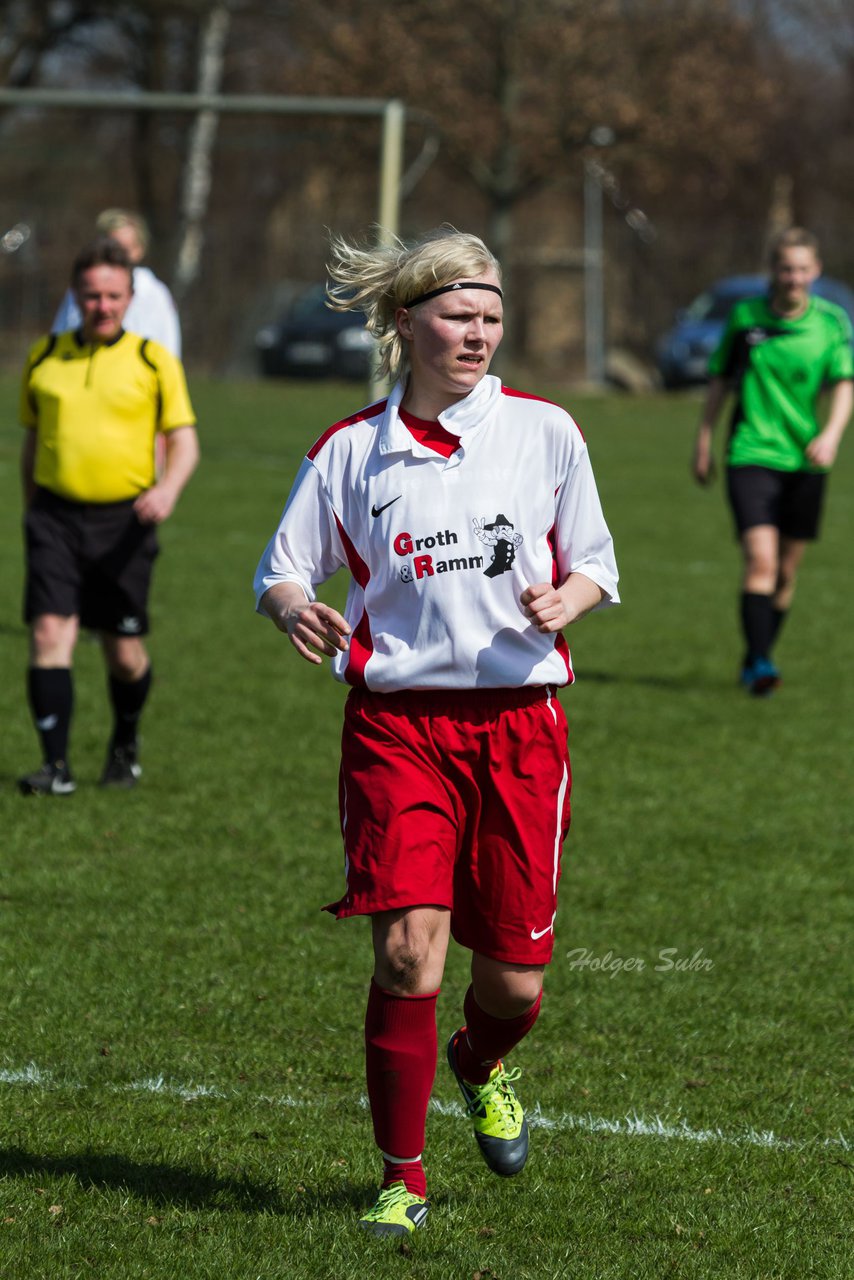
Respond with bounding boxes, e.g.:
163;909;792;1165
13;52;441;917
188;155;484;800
0;1064;53;1087
1;1064;849;1154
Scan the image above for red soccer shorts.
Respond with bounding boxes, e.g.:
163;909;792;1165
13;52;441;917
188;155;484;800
329;685;572;965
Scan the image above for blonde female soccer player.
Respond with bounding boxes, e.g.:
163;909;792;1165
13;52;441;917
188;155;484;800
254;228;619;1236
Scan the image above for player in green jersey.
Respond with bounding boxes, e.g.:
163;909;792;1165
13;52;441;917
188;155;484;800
692;228;853;695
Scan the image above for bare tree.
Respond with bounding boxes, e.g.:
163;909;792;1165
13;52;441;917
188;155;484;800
1;0;851;370
173;3;232;300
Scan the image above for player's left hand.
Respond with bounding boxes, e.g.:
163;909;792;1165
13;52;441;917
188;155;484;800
520;583;570;633
804;430;839;469
133;483;178;525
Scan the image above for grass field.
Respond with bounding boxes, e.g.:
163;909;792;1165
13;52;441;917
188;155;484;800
0;373;851;1279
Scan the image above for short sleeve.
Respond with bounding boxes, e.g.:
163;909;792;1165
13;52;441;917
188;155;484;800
19;337;53;429
254;458;349;610
142;342;196;431
707;306;740;379
826;309;854;383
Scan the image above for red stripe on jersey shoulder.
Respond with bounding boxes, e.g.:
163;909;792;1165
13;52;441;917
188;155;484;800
501;385;586;441
501;385;560;408
307;399;388;461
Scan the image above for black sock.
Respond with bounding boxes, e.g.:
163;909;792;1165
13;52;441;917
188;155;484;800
108;667;152;749
27;667;73;765
770;606;788;649
740;592;776;663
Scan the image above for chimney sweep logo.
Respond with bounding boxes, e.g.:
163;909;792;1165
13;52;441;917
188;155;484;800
473;514;523;577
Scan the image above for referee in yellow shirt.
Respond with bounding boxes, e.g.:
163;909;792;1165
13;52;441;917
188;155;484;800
19;239;200;795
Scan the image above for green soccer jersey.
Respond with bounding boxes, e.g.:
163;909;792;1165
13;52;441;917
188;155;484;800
708;293;854;472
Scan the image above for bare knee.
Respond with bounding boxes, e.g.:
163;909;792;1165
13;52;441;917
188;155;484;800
741;527;778;594
30;614;78;666
744;549;778;594
101;635;149;681
372;908;450;995
381;941;429;992
471;955;544;1018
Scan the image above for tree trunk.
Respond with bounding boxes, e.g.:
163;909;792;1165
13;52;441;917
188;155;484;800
173;3;231;301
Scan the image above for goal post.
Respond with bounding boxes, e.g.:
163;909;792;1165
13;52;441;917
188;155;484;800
0;87;411;247
0;87;431;392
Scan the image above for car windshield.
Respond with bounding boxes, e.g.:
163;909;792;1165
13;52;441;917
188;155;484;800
685;289;755;323
291;286;329;319
288;285;366;327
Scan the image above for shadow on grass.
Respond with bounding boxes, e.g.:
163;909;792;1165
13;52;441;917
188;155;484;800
0;1147;284;1213
0;1147;379;1218
285;1182;380;1218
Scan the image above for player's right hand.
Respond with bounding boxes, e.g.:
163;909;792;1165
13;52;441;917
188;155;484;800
692;433;716;486
285;600;350;665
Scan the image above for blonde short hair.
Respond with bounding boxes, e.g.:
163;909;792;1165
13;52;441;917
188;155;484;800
326;226;501;381
769;226;820;266
95;208;151;257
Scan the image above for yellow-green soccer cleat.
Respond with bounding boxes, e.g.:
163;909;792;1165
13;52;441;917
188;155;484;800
358;1182;430;1237
447;1029;529;1176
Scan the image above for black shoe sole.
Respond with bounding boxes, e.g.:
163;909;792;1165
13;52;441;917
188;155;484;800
750;676;780;697
17;780;76;796
475;1120;529;1177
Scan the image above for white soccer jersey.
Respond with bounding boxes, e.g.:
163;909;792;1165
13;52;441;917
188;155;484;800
254;375;619;691
53;266;182;357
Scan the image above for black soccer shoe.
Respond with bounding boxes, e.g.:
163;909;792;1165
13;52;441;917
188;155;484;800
18;761;76;797
99;743;142;789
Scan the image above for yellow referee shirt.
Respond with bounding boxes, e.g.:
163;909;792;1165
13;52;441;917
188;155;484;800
20;329;196;503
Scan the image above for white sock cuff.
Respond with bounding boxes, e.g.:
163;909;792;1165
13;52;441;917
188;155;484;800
381;1150;422;1164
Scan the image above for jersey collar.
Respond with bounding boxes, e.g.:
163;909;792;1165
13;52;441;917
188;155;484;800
379;375;502;457
74;327;128;349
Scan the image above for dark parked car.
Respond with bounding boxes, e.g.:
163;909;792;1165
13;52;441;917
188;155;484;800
656;273;854;389
256;284;375;379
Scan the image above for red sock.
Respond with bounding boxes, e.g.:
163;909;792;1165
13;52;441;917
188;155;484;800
365;980;438;1195
382;1155;427;1199
454;985;543;1085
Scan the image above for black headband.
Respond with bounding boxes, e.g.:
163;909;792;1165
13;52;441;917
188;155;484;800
403;281;503;308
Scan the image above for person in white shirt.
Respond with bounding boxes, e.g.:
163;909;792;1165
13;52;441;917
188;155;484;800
254;228;619;1239
52;208;181;357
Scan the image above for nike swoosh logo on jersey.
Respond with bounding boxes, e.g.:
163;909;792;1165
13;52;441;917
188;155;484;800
371;496;402;517
530;924;554;941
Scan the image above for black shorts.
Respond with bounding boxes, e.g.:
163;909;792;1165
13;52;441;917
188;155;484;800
24;488;159;634
726;465;827;541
